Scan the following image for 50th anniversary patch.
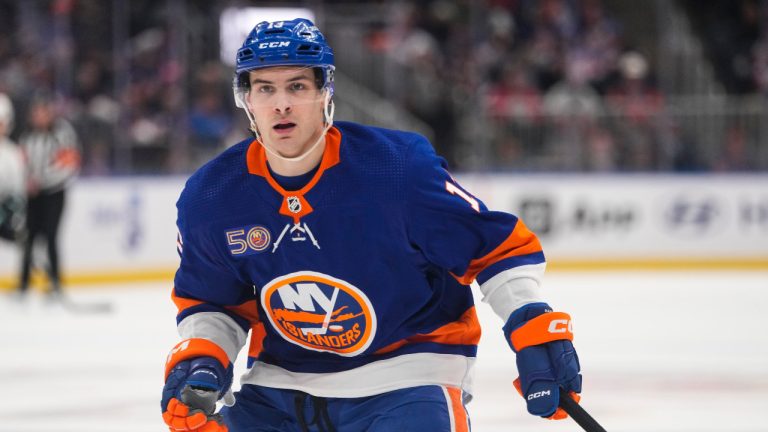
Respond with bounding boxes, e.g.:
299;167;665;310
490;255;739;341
225;225;272;256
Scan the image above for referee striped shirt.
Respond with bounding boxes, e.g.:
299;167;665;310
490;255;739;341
19;119;80;193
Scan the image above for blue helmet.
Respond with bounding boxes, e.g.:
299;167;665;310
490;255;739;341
233;18;335;107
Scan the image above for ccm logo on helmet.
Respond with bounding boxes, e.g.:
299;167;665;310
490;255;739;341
528;390;551;400
259;41;290;49
548;319;573;334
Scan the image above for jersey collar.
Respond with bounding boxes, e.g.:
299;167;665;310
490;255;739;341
246;126;341;223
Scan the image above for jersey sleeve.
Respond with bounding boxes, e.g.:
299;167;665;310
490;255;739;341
405;137;546;320
172;189;255;361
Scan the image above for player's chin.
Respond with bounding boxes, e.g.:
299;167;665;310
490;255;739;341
271;142;304;158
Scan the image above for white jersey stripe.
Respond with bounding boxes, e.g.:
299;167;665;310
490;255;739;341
442;386;457;432
243;352;476;398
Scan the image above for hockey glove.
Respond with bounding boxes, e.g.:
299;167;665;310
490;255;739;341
503;302;582;419
162;339;234;431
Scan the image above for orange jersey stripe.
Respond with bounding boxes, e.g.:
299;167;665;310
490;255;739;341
452;219;542;285
225;299;260;324
446;387;469;432
374;306;481;355
172;288;260;325
248;322;267;358
171;288;204;313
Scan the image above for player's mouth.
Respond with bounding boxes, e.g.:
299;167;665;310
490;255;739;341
273;122;296;135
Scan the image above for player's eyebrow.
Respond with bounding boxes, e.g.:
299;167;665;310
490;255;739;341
251;74;312;85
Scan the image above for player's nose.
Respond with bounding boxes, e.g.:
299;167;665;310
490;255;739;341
272;90;292;114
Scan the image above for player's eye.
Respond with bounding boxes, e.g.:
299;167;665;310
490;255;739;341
256;85;275;94
289;82;307;91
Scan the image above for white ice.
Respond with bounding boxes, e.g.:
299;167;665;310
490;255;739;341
1;271;767;432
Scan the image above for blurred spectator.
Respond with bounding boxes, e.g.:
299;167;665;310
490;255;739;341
543;52;604;119
573;0;623;92
187;87;233;167
483;61;544;168
542;52;605;170
485;61;543;122
683;0;762;94
0;93;25;243
70;50;119;176
386;3;458;166
605;51;665;170
17;91;80;300
1;0;765;173
584;124;618;171
606;52;664;124
713;123;755;171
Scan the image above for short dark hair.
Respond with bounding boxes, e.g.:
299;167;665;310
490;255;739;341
238;67;325;90
313;68;324;90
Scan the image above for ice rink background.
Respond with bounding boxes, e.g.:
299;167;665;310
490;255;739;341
2;270;767;432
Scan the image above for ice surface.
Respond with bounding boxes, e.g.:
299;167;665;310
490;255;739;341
1;271;766;431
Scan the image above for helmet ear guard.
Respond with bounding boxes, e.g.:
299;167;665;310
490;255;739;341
232;75;248;109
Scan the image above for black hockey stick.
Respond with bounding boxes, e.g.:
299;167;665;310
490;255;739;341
559;390;607;432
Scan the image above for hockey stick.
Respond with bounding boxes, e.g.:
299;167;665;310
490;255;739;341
28;247;113;314
61;297;113;314
559;390;607;432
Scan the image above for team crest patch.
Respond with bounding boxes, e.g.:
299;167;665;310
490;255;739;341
225;225;271;256
261;271;377;356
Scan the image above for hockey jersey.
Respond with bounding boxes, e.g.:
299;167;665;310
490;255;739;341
172;121;546;398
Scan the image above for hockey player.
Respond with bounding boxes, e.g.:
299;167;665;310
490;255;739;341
162;18;582;432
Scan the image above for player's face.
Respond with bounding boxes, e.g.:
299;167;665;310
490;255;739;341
246;67;325;158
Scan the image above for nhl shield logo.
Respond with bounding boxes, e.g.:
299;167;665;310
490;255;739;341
261;271;377;356
286;196;302;214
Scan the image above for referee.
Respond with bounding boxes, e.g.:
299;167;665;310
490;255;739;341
17;92;80;299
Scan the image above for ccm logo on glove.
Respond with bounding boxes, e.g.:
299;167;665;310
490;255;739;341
527;390;551;400
510;312;574;352
166;339;191;364
548;319;572;334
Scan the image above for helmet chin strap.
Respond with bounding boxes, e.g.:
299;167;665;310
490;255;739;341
248;89;335;164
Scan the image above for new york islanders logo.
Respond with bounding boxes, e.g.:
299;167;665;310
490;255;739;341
261;271;376;356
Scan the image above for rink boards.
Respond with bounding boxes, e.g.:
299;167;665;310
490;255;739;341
1;174;767;288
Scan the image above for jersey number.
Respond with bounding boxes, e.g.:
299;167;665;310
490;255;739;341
445;181;480;212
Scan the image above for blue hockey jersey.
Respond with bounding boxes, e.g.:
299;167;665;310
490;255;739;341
172;121;546;397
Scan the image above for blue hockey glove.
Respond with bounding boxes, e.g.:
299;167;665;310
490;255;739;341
503;302;582;419
162;339;233;431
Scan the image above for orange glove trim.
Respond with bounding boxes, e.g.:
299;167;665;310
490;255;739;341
547;392;581;420
165;338;230;381
509;311;573;352
163;398;228;431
